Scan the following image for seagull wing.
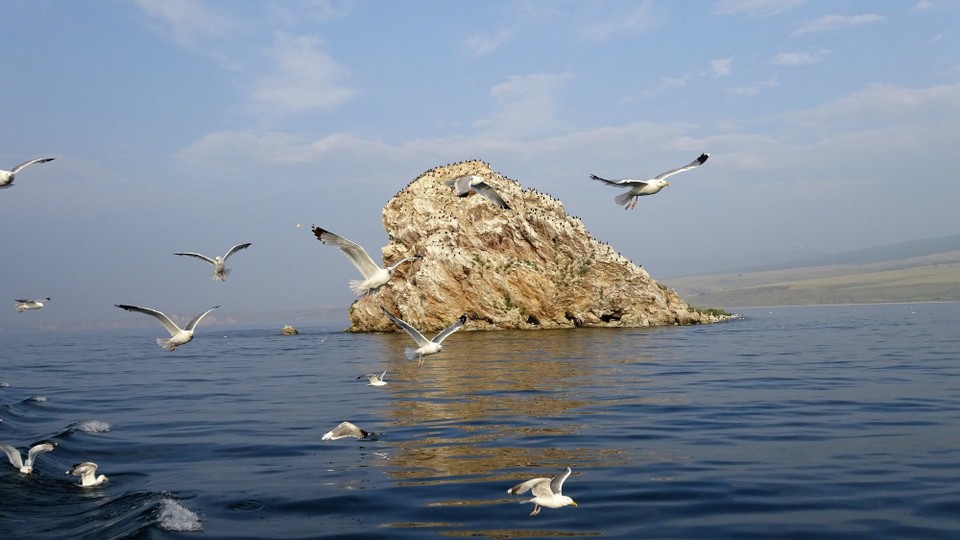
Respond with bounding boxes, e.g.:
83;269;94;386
0;443;24;469
312;226;382;279
14;299;32;303
653;153;709;181
507;476;550;495
173;252;217;265
432;314;467;344
472;181;510;209
222;243;252;260
9;157;55;174
550;467;572;495
183;306;219;332
589;174;646;188
26;440;57;465
115;304;182;336
381;308;431;347
445;175;474;196
530;477;557;498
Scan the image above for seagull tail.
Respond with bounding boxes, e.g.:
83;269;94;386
349;279;370;297
614;192;634;207
156;338;177;352
404;348;419;361
211;268;230;281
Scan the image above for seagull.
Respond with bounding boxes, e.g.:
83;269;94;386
67;462;108;487
321;421;371;441
357;371;387;386
589;153;709;209
312;226;421;297
444;175;510;209
381;308;466;367
174;243;252;282
15;297;50;313
506;467;578;516
0;157;55;189
0;440;58;474
115;304;219;351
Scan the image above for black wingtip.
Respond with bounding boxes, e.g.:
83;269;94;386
698;153;709;164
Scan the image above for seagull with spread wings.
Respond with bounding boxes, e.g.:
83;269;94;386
507;467;578;516
1;440;58;474
174;243;252;282
0;157;55;189
590;153;709;209
444;175;511;209
381;308;466;366
357;371;387;386
115;304;219;351
15;297;50;313
67;462;108;487
312;226;420;297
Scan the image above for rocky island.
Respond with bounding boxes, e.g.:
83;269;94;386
348;160;728;332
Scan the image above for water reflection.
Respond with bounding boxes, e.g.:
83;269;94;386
376;328;660;481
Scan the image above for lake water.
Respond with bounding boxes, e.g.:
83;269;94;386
1;303;959;539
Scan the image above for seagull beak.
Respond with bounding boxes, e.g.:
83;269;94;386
665;181;671;186
572;501;578;507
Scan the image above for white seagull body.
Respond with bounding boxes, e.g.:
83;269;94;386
312;226;420;297
67;461;108;487
507;467;578;516
15;297;50;313
381;308;466;367
358;371;387;386
590;153;709;209
115;304;219;351
444;175;511;209
0;157;55;189
174;243;252;282
321;421;370;441
0;440;58;474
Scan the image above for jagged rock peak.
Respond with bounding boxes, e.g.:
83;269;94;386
348;160;726;332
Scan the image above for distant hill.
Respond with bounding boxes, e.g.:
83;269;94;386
666;235;960;308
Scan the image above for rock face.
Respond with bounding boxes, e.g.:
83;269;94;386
348;160;725;332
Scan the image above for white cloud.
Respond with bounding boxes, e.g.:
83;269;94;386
727;77;779;97
580;2;657;41
714;0;806;17
475;72;573;138
912;0;934;12
134;0;238;46
771;49;830;66
463;28;515;56
710;58;734;77
792;13;884;36
251;34;356;114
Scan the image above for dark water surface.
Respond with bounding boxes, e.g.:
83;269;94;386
2;303;959;539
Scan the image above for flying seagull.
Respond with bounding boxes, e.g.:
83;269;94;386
506;467;578;516
67;462;108;487
589;153;709;209
115;304;219;351
15;298;50;313
174;243;252;282
357;371;387;386
444;175;510;209
0;440;58;474
0;157;55;189
312;226;421;297
321;421;371;441
381;308;466;367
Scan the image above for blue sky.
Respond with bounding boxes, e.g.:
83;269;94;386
2;0;958;328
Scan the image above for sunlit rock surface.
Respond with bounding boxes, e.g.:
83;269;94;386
348;160;726;332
